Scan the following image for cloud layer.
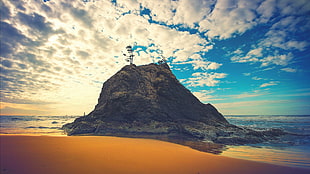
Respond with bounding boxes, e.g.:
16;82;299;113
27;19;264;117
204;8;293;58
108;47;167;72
1;0;309;115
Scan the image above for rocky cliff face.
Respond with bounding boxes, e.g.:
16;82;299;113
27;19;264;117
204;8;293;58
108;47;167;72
63;63;285;151
93;63;227;125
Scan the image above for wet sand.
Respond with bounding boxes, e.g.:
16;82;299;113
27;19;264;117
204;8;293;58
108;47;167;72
1;135;309;174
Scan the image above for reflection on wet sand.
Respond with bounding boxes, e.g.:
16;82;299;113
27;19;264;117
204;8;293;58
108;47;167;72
221;145;310;169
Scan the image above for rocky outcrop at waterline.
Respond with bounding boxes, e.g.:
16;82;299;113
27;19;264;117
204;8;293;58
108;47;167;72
62;63;286;153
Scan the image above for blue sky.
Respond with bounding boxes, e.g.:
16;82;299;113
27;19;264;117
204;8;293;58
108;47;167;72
1;0;310;116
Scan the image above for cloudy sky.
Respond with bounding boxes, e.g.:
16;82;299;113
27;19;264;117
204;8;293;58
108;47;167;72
1;0;310;116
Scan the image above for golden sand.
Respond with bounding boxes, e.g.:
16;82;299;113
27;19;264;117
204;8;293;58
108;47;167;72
1;135;309;174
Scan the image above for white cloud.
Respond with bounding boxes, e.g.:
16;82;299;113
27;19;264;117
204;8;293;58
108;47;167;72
172;0;215;27
199;0;259;39
233;48;243;55
177;60;222;71
227;0;309;72
228;92;265;99
252;77;263;80
276;0;310;16
247;47;263;57
260;29;308;51
138;0;216;27
184;72;227;87
231;55;258;64
281;67;297;73
260;81;279;88
194;91;266;104
256;0;277;23
231;47;294;67
260;52;293;67
139;0;307;42
243;73;251;76
206;62;222;70
137;0;177;25
174;53;222;70
117;0;140;10
231;47;264;64
192;90;222;102
257;2;310;52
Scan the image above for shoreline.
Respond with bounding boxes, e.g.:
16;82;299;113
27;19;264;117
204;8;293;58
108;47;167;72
1;135;309;174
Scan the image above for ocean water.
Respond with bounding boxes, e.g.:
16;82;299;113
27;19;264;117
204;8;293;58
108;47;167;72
0;115;78;135
0;115;309;169
223;115;310;169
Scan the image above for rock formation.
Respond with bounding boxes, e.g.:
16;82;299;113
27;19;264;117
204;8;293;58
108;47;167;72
63;63;285;152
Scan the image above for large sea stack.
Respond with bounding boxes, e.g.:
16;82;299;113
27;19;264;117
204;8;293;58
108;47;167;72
63;63;285;150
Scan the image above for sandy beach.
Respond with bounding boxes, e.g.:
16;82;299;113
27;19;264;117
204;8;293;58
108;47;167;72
1;135;309;174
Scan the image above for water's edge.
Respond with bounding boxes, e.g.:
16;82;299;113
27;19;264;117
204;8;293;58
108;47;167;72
1;115;309;169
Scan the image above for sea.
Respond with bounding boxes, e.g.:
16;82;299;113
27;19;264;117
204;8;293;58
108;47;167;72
0;115;309;169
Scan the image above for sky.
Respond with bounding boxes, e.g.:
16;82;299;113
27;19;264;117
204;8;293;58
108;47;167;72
0;0;310;116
